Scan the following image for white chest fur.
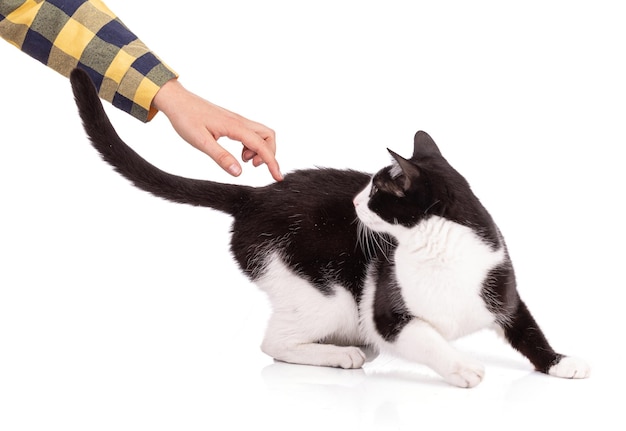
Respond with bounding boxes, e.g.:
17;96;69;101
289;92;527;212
394;216;505;339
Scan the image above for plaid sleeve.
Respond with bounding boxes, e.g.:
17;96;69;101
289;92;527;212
0;0;178;122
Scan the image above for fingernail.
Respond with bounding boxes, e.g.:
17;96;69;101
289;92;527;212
228;163;242;176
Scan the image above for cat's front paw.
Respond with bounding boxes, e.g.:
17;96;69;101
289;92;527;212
548;356;590;379
444;360;485;388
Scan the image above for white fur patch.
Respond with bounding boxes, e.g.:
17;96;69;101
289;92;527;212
394;216;504;339
355;183;505;341
255;253;365;368
353;184;388;232
355;190;505;386
549;356;591;379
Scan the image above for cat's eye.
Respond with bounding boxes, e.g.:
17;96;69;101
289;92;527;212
369;185;379;197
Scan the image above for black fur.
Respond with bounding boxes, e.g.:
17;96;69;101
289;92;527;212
70;68;574;378
373;255;413;341
70;68;374;297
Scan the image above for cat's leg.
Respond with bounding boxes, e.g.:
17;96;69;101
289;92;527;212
387;319;485;388
256;254;366;369
261;311;366;369
499;299;590;378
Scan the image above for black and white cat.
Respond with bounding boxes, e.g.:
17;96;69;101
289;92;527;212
70;68;589;388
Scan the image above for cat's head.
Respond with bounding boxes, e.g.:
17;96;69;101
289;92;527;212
354;131;486;237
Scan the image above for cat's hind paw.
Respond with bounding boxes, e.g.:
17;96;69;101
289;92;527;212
332;346;367;369
548;356;591;379
444;360;485;388
261;341;366;369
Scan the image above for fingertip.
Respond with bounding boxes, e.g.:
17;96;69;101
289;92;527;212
269;163;283;182
227;163;242;177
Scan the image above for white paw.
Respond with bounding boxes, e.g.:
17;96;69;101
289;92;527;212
445;360;485;388
548;356;591;379
333;346;367;369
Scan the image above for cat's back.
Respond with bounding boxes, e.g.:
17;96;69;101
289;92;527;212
242;167;371;219
230;167;374;283
275;168;371;199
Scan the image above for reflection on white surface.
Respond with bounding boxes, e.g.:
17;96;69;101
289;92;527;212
258;346;603;430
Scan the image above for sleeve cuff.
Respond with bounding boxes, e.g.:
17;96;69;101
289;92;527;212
107;54;178;122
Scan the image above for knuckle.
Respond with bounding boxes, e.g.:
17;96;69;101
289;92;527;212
216;151;235;166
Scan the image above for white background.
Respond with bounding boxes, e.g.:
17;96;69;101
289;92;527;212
1;1;624;429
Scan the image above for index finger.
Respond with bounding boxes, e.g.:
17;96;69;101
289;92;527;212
234;129;282;181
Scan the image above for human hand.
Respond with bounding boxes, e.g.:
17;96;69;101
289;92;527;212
152;78;282;181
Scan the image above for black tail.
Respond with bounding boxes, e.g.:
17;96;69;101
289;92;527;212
69;68;252;215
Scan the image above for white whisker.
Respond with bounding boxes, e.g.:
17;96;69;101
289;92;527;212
424;199;441;215
354;218;393;262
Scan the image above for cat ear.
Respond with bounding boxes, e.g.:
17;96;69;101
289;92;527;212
388;149;420;192
413;130;442;159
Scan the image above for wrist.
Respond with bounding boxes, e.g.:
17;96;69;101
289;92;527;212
152;78;184;116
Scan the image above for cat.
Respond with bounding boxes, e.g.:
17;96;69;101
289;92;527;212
69;68;589;388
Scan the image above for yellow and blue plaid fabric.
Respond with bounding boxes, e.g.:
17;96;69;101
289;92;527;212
0;0;178;122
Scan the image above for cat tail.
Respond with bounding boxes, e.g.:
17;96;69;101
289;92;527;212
69;68;252;216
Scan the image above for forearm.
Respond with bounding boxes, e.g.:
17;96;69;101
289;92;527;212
0;0;177;122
